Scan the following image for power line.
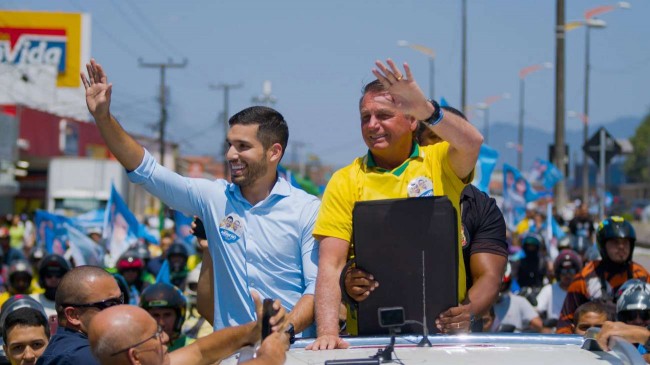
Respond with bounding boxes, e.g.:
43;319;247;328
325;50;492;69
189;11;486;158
121;1;185;57
107;0;170;58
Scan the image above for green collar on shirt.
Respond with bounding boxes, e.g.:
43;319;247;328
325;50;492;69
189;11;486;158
365;143;420;176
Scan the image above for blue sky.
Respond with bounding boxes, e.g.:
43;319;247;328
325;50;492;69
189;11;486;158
3;0;650;167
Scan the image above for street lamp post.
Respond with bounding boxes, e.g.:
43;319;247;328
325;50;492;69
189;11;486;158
397;40;435;99
577;1;629;206
517;63;552;171
476;93;510;145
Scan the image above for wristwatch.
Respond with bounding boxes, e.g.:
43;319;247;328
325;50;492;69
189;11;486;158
423;99;444;126
286;323;296;344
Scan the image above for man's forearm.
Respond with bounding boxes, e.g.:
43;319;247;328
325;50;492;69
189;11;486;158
287;294;314;334
94;114;144;171
173;321;256;365
315;270;342;336
467;253;506;315
466;272;501;316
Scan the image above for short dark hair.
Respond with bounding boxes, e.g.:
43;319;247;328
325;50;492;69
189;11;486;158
359;80;386;108
228;106;289;158
2;307;49;340
574;301;610;324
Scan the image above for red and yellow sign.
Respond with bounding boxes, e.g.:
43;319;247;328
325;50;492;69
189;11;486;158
0;11;86;87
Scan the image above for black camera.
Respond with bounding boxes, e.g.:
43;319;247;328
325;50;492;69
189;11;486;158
378;307;405;328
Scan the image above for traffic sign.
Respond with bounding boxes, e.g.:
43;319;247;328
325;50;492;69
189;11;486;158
582;127;621;167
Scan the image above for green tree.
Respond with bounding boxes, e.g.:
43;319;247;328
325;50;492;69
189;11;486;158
624;111;650;183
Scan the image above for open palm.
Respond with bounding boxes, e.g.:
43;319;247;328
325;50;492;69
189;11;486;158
81;59;112;121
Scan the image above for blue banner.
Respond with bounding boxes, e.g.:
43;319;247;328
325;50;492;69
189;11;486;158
174;210;196;253
103;185;140;266
65;223;104;266
528;158;563;192
35;210;72;255
502;164;540;229
472;144;499;193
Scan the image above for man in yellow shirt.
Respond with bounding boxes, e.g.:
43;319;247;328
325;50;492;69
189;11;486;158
308;59;483;350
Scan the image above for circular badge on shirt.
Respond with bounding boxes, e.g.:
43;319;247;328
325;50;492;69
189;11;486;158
407;177;434;197
218;214;244;243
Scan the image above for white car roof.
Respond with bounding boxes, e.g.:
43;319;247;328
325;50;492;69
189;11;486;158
225;333;645;365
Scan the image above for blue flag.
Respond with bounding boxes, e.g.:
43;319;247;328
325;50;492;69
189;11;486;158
472;144;499;193
528;158;563;192
174;210;196;254
502;164;540;229
64;223;105;266
156;259;171;285
103;185;141;266
35;210;72;255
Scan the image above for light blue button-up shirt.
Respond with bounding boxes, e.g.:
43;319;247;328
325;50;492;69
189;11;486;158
128;149;320;334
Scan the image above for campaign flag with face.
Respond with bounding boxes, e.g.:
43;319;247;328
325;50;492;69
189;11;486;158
174;210;196;253
472;144;499;193
103;185;140;267
528;158;563;192
35;210;71;255
64;222;104;266
502;164;540;229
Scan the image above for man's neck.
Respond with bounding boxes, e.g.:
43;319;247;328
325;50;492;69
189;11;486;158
371;143;414;171
240;172;277;206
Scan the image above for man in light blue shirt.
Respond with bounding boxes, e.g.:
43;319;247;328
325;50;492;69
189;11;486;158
80;59;319;336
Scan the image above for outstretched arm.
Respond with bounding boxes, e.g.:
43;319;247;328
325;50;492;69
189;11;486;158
372;59;483;180
172;292;284;365
81;59;144;171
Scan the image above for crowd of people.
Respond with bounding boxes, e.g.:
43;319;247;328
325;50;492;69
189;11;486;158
0;57;647;364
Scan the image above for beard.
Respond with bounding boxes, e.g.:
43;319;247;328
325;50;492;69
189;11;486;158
231;158;268;187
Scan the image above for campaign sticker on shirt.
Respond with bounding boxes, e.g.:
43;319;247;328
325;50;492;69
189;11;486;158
407;177;434;197
218;214;244;244
461;223;470;248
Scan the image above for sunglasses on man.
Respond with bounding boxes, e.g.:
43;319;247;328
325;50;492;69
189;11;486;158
62;293;124;311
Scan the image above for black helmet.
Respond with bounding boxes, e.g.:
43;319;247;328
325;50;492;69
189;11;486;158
520;232;544;247
0;295;47;333
116;249;145;272
166;243;189;259
140;282;187;334
29;246;47;265
37;254;71;289
8;259;33;288
596;216;636;263
553;249;582;278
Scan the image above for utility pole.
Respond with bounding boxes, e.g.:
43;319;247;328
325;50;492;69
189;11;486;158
210;82;243;179
139;58;187;230
554;0;568;209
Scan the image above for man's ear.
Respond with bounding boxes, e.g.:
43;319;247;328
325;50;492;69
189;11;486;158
408;115;418;132
64;307;82;327
128;348;142;365
267;143;283;163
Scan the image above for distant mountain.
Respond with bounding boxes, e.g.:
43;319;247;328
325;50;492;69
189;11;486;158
486;115;643;171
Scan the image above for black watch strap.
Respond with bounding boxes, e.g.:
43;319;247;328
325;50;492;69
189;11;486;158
423;99;444;126
286;323;296;344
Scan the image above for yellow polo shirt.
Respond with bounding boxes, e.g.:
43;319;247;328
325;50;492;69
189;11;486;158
314;142;468;302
